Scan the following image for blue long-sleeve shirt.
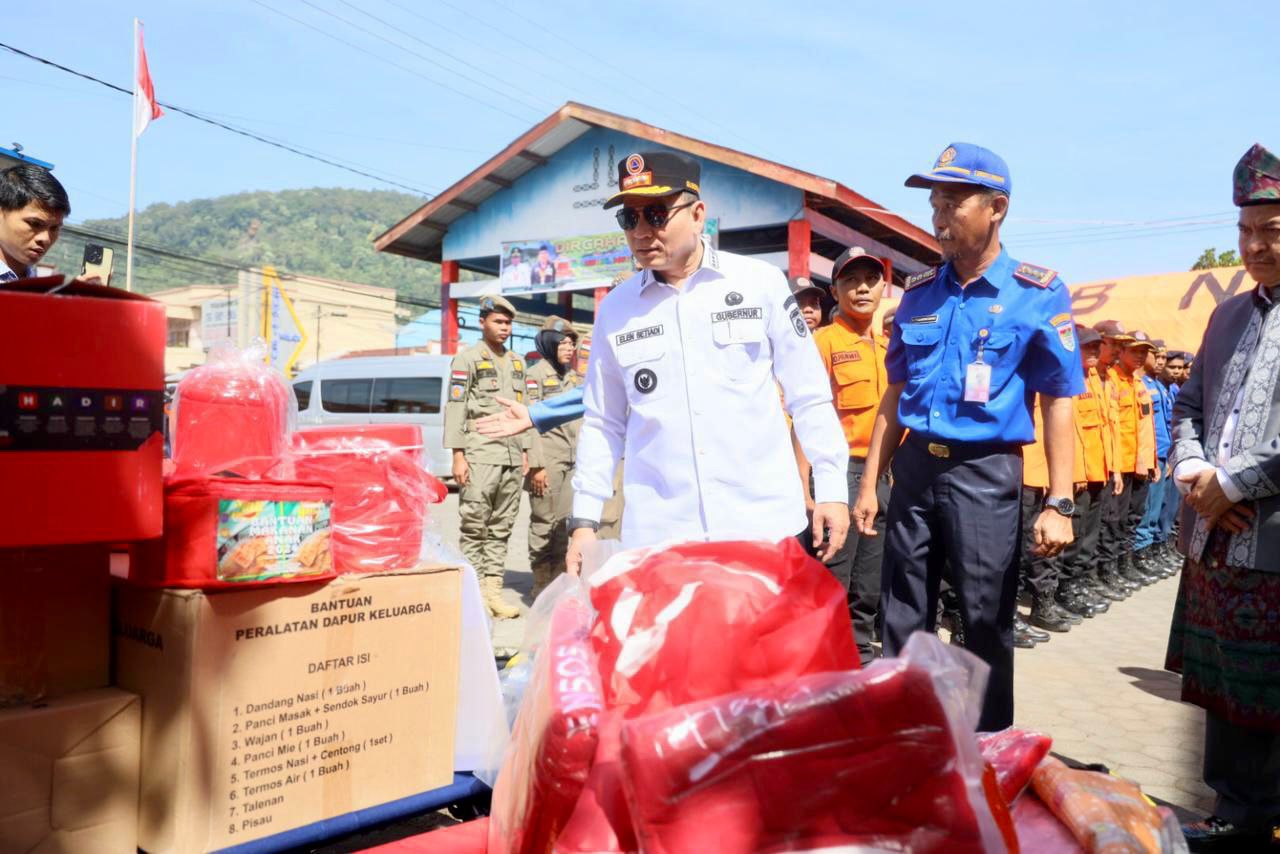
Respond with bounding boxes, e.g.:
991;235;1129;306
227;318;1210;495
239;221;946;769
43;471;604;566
530;388;584;434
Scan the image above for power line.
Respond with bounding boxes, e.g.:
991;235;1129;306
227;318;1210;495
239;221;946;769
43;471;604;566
483;0;776;159
0;41;436;196
326;0;558;111
61;222;444;311
248;0;536;125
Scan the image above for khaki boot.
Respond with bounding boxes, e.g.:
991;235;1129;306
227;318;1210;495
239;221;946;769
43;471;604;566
482;577;520;620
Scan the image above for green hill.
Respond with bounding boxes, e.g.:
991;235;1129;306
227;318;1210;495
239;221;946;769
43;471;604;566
46;188;441;306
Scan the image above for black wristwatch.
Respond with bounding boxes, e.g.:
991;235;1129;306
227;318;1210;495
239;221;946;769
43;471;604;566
1044;495;1075;517
566;517;600;534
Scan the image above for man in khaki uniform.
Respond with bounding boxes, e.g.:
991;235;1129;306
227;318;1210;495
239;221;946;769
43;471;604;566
523;316;583;596
444;295;530;619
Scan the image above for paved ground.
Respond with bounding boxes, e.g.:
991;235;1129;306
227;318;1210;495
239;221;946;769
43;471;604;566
433;491;1214;817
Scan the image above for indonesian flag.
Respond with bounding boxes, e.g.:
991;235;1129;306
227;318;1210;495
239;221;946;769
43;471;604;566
133;24;163;138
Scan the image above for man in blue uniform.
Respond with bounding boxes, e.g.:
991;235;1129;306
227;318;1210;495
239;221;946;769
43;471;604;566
853;143;1085;731
1135;341;1177;577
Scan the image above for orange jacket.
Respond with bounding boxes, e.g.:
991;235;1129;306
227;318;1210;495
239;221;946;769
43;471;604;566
814;318;887;458
1106;367;1157;475
1087;367;1117;477
1074;377;1109;483
1023;395;1087;489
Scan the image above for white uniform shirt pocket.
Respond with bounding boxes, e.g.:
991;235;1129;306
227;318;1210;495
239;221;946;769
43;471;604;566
710;313;768;383
615;337;669;403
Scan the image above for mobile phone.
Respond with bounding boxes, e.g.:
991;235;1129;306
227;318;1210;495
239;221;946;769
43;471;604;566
81;243;114;284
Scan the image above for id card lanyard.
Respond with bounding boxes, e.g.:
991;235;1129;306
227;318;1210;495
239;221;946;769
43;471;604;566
964;328;992;403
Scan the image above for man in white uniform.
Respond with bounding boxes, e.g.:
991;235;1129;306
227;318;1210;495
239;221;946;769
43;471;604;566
566;150;849;571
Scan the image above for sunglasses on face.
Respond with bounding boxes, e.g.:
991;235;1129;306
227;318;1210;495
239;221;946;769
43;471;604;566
615;201;696;231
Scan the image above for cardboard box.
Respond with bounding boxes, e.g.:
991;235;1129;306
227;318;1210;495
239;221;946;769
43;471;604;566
114;567;462;854
0;687;142;854
0;278;165;547
0;545;111;707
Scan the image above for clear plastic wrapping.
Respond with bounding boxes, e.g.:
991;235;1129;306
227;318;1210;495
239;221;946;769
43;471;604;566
170;340;296;478
615;632;1015;854
1031;756;1189;853
281;425;447;573
487;588;603;854
978;727;1054;805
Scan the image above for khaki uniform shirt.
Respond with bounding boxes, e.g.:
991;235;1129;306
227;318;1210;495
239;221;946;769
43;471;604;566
524;359;582;470
443;342;530;465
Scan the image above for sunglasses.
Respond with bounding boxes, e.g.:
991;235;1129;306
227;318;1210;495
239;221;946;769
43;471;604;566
615;201;696;231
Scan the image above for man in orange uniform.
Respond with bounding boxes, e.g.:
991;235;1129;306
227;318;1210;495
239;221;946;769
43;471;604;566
1054;327;1115;617
1019;405;1080;642
1091;321;1133;598
813;247;890;665
1101;329;1161;590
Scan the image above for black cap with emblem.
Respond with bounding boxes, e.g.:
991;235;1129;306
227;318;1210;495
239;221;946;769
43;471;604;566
604;151;702;209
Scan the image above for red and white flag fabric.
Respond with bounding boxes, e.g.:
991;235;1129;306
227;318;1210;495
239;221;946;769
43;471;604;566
133;24;163;138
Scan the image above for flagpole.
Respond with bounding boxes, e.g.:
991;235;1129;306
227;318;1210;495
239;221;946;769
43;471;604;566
126;17;139;292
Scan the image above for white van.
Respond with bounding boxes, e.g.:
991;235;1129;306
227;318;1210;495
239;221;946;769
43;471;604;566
292;355;454;478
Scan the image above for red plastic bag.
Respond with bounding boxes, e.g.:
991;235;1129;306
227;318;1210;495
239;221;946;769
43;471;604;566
556;539;860;853
979;727;1053;804
1032;756;1188;853
285;425;446;573
171;341;295;478
588;538;859;712
489;596;603;854
616;632;1016;854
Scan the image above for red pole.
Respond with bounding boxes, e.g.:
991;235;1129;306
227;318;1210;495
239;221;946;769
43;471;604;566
593;286;609;316
788;219;811;280
558;289;574;319
441;260;459;355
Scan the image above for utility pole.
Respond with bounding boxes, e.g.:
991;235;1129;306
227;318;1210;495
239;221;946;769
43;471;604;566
315;307;347;365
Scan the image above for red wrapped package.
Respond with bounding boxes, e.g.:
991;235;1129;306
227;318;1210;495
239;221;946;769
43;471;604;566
616;632;1015;854
171;342;294;478
488;596;604;854
367;817;489;853
588;538;859;711
128;475;336;589
556;539;860;853
1012;793;1084;853
286;425;446;573
1032;756;1186;852
979;727;1053;804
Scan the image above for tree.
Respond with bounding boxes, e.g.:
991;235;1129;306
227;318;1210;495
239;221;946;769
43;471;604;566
1191;247;1242;270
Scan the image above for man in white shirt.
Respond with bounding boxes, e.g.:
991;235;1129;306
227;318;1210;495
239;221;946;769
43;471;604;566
566;150;849;571
0;164;70;282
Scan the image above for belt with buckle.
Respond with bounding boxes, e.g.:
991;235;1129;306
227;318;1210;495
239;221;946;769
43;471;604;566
909;434;1019;460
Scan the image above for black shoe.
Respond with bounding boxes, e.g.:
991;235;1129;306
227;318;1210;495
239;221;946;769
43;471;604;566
1016;615;1050;642
1133;550;1164;583
1057;591;1098;618
1030;600;1074;632
1098;568;1133;598
1181;814;1278;852
1081;578;1118;607
1120;553;1156;586
1013;616;1040;648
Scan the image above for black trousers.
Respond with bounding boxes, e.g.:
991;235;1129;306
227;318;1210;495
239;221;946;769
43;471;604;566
1127;475;1151;550
802;458;889;664
1019;486;1060;599
1098;473;1134;564
1204;711;1280;829
1060;483;1105;584
881;438;1022;731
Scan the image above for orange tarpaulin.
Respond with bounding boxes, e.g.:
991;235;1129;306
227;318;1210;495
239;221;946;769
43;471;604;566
876;265;1255;355
1068;266;1255;354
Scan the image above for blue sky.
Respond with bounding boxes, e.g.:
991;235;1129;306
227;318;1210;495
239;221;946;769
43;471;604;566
4;0;1277;283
